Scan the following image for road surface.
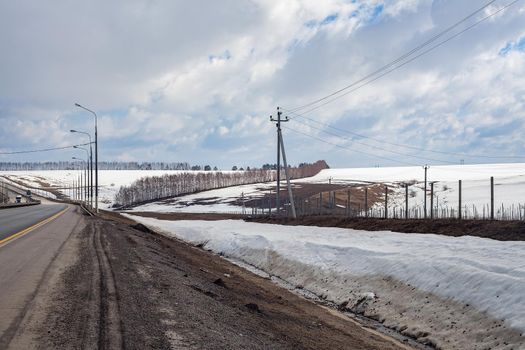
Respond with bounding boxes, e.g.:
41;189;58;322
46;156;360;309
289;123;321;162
0;204;67;242
0;203;83;348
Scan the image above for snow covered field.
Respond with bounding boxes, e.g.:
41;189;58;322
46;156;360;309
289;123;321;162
0;170;207;208
2;163;525;215
126;216;525;349
306;163;525;215
0;169;277;212
129;163;525;216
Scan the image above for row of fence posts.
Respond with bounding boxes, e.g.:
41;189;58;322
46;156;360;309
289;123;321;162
245;176;524;220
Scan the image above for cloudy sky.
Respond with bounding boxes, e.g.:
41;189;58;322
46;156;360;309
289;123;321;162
0;0;524;169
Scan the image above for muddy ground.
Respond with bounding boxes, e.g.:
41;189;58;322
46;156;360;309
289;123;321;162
241;183;386;211
248;216;525;241
125;210;525;242
23;209;410;349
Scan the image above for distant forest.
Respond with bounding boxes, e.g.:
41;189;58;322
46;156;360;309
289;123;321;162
0;161;192;171
0;161;327;171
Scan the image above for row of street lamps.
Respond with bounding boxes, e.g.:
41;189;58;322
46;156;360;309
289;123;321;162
70;103;99;213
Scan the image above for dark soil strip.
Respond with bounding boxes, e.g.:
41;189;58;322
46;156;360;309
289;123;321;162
123;211;246;221
248;216;525;241
100;215;407;349
37;210;408;349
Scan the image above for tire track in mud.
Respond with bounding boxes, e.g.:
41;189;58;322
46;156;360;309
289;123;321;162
93;221;123;350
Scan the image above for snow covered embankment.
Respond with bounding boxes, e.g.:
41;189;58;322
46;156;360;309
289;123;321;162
124;216;525;350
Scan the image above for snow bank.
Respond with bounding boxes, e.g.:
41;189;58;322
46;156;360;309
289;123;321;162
126;216;525;349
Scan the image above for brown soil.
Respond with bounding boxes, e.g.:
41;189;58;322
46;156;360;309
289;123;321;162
121;210;246;221
31;210;409;349
248;216;525;241
242;183;366;208
256;182;346;200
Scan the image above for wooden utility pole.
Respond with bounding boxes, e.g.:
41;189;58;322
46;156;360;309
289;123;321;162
384;186;388;219
347;189;351;217
270;107;285;215
405;183;409;219
458;179;462;219
490;176;494;220
364;187;368;218
423;165;429;219
430;182;434;219
270;107;296;218
278;129;297;218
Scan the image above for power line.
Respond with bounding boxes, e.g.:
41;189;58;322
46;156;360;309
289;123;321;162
282;125;420;166
289;0;498;113
0;143;92;155
287;0;521;115
287;121;525;173
290;117;460;164
284;109;525;160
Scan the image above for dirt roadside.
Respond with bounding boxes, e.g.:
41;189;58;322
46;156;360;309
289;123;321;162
10;209;413;349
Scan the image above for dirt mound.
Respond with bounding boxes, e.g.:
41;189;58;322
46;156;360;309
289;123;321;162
248;216;525;241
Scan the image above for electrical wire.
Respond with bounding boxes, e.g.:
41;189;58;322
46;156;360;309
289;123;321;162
286;122;525;173
282;125;420;166
284;109;525;160
0;142;92;155
290;117;460;164
289;0;498;113
286;0;521;115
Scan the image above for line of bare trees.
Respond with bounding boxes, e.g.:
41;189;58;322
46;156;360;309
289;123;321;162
114;160;328;208
0;161;192;171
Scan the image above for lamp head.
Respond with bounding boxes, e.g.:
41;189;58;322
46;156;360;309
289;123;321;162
75;103;81;107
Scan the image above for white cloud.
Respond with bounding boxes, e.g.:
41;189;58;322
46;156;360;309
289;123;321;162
1;0;524;167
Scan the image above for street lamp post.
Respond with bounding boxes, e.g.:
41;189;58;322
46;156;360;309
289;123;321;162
71;131;93;208
72;157;86;204
73;147;90;206
75;103;98;213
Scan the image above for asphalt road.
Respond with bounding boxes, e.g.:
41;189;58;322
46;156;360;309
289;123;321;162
0;203;84;348
0;204;67;242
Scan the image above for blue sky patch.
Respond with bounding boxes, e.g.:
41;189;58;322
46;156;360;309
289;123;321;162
499;36;525;56
208;50;231;62
321;14;338;25
305;19;317;28
368;4;384;23
305;13;338;29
